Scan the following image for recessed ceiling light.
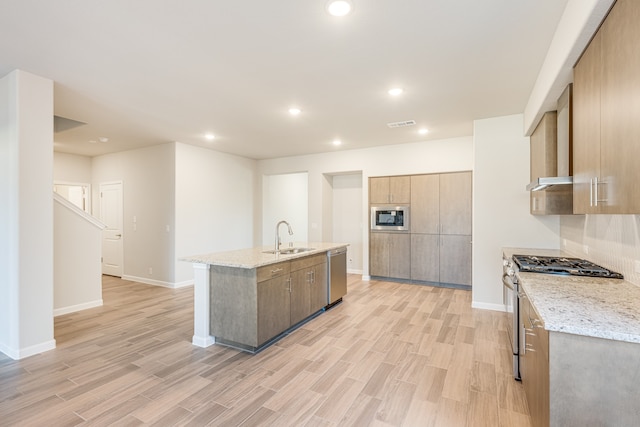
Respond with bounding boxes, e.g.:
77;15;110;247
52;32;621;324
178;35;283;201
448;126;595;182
205;133;215;141
327;0;353;17
98;137;109;143
88;140;98;144
419;128;429;135
288;107;301;116
388;88;403;96
332;139;342;146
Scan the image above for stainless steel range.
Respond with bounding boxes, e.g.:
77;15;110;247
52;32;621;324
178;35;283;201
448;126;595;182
502;253;623;381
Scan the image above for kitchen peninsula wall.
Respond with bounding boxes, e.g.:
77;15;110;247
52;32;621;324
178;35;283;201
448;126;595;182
560;215;640;286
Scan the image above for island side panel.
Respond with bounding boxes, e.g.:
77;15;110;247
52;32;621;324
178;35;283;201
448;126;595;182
549;332;640;426
210;265;258;347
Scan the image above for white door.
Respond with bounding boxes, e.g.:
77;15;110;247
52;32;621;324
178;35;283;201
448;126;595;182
100;182;123;277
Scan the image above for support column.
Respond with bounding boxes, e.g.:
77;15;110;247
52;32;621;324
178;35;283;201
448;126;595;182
0;70;55;359
192;263;215;347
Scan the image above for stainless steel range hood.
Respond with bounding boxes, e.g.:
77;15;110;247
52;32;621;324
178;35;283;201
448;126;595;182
527;85;573;215
527;85;573;192
526;176;573;192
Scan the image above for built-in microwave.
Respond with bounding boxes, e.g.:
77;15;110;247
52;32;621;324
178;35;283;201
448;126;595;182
370;206;410;232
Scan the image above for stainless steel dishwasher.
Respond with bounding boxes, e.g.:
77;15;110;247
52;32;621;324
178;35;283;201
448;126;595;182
327;247;347;308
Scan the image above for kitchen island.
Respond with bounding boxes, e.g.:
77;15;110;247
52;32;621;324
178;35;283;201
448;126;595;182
181;243;348;352
503;247;640;426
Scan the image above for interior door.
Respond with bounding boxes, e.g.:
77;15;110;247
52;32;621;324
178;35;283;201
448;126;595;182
100;182;123;277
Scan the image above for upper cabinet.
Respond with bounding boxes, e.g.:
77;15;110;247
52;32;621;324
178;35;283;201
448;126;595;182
369;176;411;204
573;0;640;214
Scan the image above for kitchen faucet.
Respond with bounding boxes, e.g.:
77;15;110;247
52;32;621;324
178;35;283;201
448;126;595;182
275;220;293;252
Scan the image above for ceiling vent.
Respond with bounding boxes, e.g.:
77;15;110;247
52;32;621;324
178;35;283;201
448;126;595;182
387;120;416;128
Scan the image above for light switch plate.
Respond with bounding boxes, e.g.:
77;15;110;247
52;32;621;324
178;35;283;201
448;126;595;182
583;245;589;254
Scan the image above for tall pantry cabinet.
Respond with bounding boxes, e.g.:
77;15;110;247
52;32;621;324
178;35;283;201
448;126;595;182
369;171;472;287
410;172;472;286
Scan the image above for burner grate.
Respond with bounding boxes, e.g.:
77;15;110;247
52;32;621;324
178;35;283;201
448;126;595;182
512;254;623;279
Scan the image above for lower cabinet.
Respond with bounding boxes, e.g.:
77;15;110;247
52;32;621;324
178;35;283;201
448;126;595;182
257;273;291;346
290;254;327;325
519;291;549;427
369;232;411;279
211;253;330;351
411;234;471;286
518;286;640;426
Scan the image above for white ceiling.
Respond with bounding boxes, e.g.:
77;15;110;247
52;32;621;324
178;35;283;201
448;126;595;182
0;0;569;160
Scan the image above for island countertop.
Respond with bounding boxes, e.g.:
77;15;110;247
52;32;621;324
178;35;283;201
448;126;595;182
180;242;349;269
503;247;640;344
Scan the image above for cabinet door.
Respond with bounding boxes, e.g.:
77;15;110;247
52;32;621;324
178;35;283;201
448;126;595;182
439;235;471;286
388;233;411;279
369;232;389;277
257;275;291;345
310;261;328;313
369;177;390;204
600;0;640;214
439;172;472;235
573;30;602;214
410;234;439;282
290;269;310;326
410;174;439;234
389;176;411;204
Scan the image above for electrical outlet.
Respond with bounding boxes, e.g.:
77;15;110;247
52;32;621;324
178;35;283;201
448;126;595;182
562;239;567;247
583;245;589;254
148;267;153;275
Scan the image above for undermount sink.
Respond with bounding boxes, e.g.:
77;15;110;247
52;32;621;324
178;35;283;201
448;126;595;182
263;247;315;255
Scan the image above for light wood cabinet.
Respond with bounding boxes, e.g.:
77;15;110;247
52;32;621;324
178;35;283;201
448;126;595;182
573;0;640;214
409;172;472;286
369;176;410;204
369;232;410;279
290;254;327;325
410;234;439;282
210;252;330;351
410;174;439;234
439;172;472;235
439;235;472;286
257;272;291;346
519;291;549;427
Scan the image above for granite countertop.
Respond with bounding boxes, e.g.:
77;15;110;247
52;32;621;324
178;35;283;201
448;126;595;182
180;242;349;269
503;247;640;344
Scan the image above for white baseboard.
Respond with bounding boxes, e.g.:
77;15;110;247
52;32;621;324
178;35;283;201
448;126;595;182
472;301;507;312
347;268;363;275
362;275;371;281
192;335;216;348
122;275;193;289
54;299;103;317
0;339;57;360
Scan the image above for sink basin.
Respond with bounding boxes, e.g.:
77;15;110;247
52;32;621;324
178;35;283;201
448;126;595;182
263;247;315;255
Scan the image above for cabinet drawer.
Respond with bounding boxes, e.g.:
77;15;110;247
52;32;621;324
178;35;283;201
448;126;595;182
290;253;326;271
257;262;290;282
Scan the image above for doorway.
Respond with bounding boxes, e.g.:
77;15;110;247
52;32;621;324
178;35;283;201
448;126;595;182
99;182;123;277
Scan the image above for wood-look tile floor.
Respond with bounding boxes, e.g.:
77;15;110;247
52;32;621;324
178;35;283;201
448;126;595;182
0;275;531;426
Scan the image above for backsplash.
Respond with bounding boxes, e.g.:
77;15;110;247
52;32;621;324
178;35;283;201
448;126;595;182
560;215;640;286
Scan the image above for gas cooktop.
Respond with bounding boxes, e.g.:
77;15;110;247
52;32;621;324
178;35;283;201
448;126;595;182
512;254;624;279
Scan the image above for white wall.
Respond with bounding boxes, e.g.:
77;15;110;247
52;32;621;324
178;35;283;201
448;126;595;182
175;142;258;284
0;70;55;359
331;173;363;273
54;152;92;184
262;172;309;247
54;195;104;315
92;143;176;286
472;114;561;310
258;136;473;277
